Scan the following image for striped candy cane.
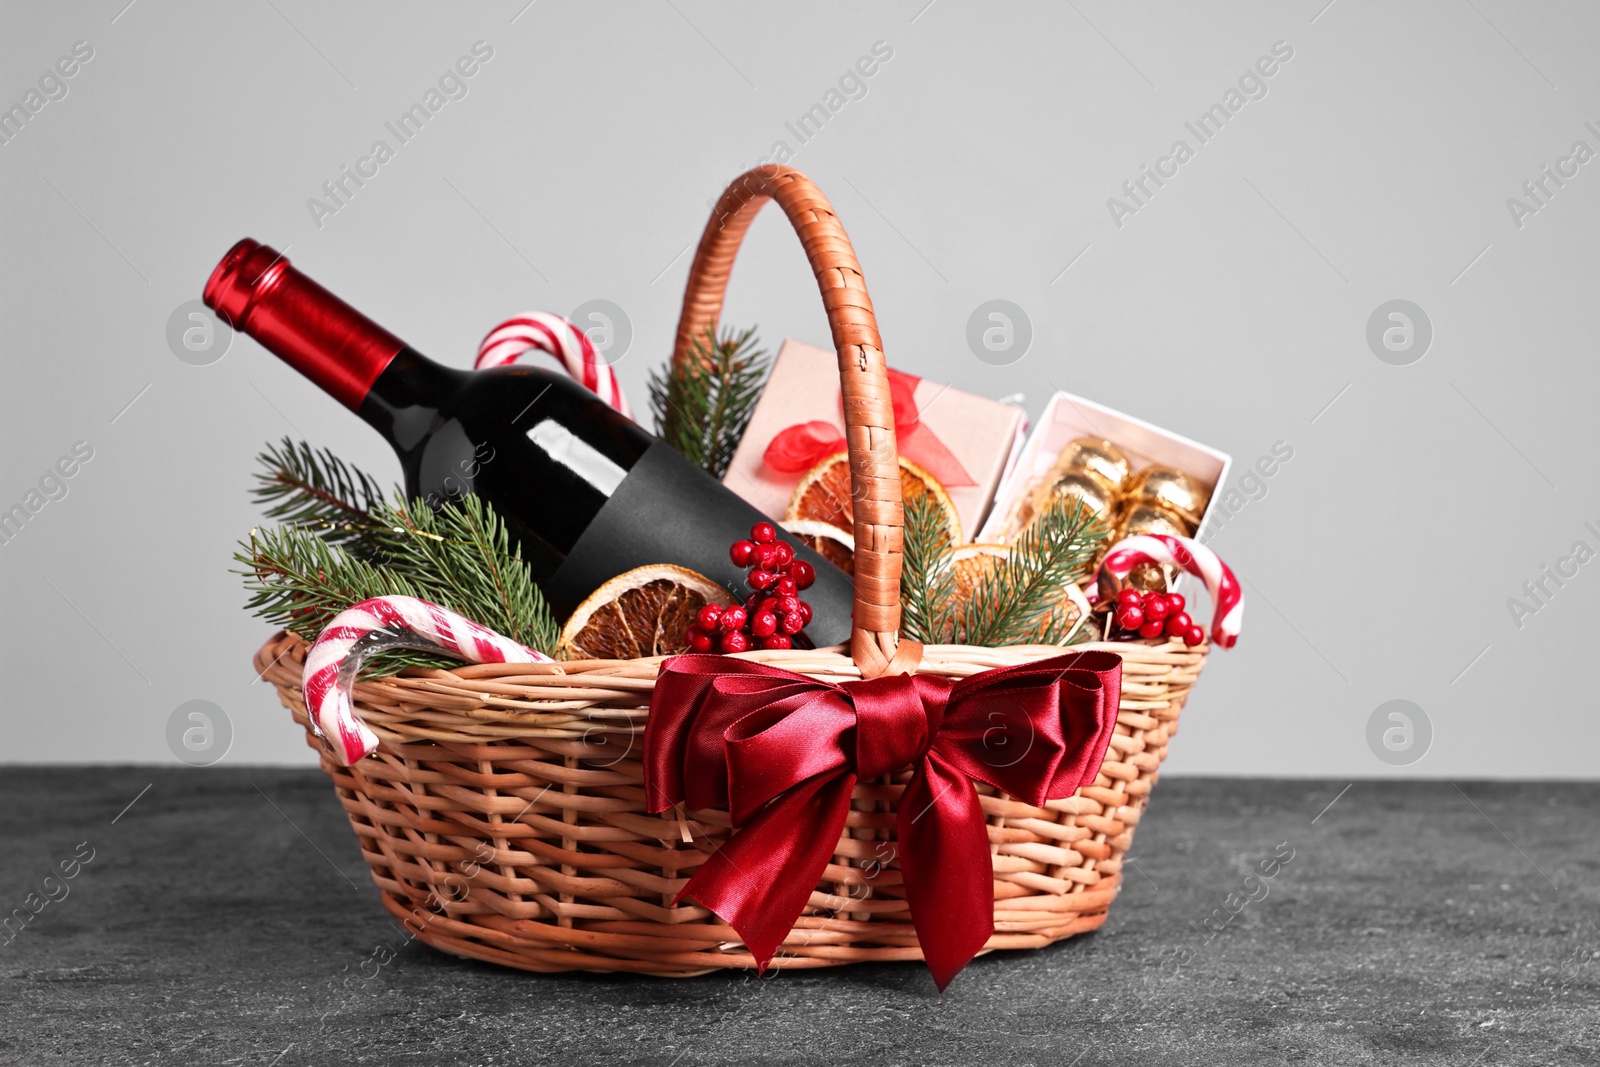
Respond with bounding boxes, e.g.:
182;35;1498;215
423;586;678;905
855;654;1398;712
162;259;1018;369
1099;535;1243;648
303;596;552;766
476;312;631;418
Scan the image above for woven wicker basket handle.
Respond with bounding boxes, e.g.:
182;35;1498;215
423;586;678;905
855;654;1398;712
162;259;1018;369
672;166;912;678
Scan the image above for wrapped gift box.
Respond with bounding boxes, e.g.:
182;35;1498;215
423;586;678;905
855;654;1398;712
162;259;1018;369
724;339;1025;540
977;391;1233;544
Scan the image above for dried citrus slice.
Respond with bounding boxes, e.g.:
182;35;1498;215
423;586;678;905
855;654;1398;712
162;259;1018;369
558;564;734;659
781;519;856;575
946;543;1092;644
785;452;961;544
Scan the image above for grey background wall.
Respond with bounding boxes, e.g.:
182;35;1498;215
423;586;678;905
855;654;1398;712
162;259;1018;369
2;1;1595;776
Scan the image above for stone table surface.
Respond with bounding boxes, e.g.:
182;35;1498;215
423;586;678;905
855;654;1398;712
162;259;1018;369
1;768;1595;1066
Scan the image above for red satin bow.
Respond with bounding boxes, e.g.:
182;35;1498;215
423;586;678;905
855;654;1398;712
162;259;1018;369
644;650;1122;989
763;368;976;487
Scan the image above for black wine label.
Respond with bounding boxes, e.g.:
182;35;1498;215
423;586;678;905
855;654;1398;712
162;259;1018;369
545;441;856;647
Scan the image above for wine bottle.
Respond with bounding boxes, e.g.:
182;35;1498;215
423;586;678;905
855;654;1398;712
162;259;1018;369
204;239;855;646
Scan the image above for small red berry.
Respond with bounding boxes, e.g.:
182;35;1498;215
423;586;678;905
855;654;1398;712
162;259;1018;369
779;612;804;635
772;542;795;566
751;612;778;637
695;604;724;631
720;631;750;654
777;594;801;617
1164;611;1192;638
1166;593;1186;614
1138;620;1166;640
686;626;714;653
760;634;792;650
776;576;798;597
744;592;765;613
730;539;757;566
1183;625;1205;647
719;607;747;632
760;597;780;616
797;602;812;625
1143;595;1170;622
756;543;780;568
791;560;815;589
1115;605;1145;631
749;569;777;590
1116;589;1142;608
751;522;777;544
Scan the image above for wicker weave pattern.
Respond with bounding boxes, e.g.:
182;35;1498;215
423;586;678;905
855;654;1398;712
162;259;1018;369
258;631;1201;974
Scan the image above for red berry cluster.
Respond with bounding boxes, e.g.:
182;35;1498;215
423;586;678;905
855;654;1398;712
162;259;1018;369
684;522;816;654
1113;588;1204;647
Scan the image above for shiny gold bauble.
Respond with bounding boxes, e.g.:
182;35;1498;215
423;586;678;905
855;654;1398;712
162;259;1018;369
1126;465;1208;526
1053;438;1131;492
1036;468;1119;525
1116;500;1192;540
1127;561;1169;592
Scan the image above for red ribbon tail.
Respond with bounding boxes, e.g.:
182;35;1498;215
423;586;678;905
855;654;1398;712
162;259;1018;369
900;423;977;489
678;773;856;971
898;755;995;991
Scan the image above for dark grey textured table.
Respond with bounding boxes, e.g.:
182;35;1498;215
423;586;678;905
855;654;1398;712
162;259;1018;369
1;769;1595;1066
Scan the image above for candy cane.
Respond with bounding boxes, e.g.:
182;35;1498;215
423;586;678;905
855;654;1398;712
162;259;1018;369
476;312;631;418
303;596;552;766
1099;535;1243;648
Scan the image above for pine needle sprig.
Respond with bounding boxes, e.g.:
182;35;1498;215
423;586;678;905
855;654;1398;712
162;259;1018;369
899;495;1105;647
251;437;391;557
648;325;770;478
238;494;561;676
235;524;459;674
954;497;1104;647
900;493;957;644
369;495;559;656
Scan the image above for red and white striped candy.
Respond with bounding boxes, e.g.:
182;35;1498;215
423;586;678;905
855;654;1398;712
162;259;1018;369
303;596;552;766
476;312;631;418
1099;534;1243;648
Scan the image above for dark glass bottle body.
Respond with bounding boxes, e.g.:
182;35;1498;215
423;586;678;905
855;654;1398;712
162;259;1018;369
204;239;854;645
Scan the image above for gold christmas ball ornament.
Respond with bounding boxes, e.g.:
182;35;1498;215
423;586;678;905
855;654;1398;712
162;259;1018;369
1126;465;1208;527
1036;468;1119;525
1115;500;1192;540
1096;560;1168;605
1053;438;1131;492
1128;561;1169;592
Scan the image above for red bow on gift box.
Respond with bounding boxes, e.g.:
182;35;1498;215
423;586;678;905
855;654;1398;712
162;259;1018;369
644;650;1122;989
762;367;977;487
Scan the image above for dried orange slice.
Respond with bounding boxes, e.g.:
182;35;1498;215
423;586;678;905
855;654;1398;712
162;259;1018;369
781;519;856;575
558;564;733;660
946;543;1092;644
785;452;961;544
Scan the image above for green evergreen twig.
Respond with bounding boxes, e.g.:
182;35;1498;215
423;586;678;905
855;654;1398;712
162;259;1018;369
954;497;1103;647
648;325;770;478
899;495;1104;646
369;495;558;656
900;494;957;644
250;437;391;557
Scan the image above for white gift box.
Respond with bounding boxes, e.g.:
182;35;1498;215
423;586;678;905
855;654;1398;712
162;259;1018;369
977;391;1233;544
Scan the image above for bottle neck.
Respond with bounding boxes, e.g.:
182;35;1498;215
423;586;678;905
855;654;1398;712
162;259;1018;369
204;239;411;411
356;347;467;451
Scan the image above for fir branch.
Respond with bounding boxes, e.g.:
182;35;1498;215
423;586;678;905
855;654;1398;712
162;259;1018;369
369;495;559;656
251;437;391;557
235;524;458;675
955;497;1105;647
238;494;560;677
648;325;770;478
900;493;957;644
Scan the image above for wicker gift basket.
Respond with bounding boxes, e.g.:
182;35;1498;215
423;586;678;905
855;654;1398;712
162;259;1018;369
256;166;1210;977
